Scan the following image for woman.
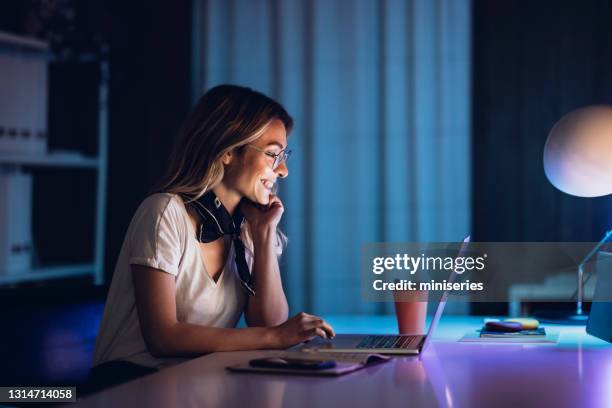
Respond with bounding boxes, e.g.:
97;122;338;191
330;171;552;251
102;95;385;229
89;85;333;390
88;85;424;391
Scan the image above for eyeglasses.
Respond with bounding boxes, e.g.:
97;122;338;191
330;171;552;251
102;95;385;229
247;145;292;170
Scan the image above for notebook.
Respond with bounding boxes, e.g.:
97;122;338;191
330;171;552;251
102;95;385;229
479;328;546;338
226;351;390;376
459;330;559;344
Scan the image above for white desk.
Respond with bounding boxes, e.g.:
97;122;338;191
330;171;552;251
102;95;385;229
74;316;612;408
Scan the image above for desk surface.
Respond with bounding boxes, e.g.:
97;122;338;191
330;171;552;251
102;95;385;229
75;316;612;408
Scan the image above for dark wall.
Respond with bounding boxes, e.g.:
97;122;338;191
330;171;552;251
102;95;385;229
105;1;192;282
473;0;612;243
0;0;191;287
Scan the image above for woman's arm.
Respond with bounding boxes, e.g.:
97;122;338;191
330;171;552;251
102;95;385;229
239;196;289;327
132;265;272;356
132;265;332;357
245;227;289;326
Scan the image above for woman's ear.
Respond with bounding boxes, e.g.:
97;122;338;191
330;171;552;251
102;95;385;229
221;150;233;165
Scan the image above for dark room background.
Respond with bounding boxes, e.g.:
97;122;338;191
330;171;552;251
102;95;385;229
1;0;612;387
473;0;612;243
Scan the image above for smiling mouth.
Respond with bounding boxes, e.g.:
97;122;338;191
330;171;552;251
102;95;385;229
261;179;275;191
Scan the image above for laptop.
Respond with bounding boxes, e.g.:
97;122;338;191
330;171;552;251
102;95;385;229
299;236;471;355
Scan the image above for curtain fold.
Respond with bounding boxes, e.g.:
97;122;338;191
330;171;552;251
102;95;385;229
193;0;471;315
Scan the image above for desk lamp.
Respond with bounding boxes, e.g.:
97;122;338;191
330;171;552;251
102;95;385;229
543;105;612;323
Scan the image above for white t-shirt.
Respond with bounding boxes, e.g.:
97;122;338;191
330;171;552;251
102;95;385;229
92;193;254;369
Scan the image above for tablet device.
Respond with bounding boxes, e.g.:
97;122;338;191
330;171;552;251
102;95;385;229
249;357;336;370
586;251;612;342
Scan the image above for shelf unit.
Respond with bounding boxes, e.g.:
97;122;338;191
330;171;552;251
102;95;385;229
0;152;99;168
0;42;108;286
0;263;96;285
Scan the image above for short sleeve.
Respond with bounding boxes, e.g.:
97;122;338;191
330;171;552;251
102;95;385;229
127;194;185;276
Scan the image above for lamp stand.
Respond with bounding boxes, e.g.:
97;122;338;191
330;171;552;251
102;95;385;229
535;230;612;325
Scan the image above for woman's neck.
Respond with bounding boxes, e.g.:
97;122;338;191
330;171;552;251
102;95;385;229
211;184;241;215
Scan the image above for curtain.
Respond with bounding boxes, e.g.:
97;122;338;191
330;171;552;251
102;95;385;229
192;0;471;315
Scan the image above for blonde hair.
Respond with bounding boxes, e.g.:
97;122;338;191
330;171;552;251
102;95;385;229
156;84;293;253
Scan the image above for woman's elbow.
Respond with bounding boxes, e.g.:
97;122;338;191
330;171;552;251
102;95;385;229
148;341;170;358
143;327;176;358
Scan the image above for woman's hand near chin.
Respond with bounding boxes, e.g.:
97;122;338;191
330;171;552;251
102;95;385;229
239;194;284;244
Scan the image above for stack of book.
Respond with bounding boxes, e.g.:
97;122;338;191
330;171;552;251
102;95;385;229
479;328;546;338
459;318;559;343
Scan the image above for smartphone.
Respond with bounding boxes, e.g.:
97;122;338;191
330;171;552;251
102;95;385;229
249;357;336;370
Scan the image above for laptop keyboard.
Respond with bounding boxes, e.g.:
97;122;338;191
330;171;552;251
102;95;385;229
356;335;420;349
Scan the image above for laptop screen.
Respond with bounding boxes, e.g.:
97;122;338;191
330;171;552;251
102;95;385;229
420;235;471;353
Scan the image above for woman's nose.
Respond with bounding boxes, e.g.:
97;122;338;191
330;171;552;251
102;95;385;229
275;161;289;178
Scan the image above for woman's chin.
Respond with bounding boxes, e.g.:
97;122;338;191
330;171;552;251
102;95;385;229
258;195;271;205
251;191;270;205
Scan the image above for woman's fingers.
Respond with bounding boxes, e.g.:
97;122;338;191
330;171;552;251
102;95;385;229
267;194;284;209
304;327;327;340
314;328;327;339
302;318;323;330
300;316;335;339
320;320;335;339
291;312;336;342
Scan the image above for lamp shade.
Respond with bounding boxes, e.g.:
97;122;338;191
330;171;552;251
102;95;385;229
543;105;612;197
